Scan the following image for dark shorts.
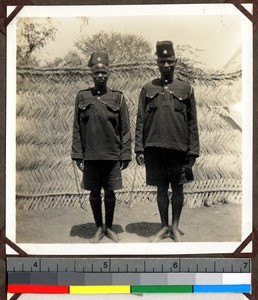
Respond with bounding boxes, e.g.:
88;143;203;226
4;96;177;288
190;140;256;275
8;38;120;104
81;160;122;191
144;147;187;186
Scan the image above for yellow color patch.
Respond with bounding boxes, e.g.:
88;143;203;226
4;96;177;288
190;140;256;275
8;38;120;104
70;285;131;294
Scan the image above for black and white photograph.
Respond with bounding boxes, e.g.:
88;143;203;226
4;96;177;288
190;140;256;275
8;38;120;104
6;4;252;255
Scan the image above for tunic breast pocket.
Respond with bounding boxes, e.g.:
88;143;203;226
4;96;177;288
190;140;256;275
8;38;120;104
172;92;189;113
105;102;120;124
78;102;92;121
146;91;160;112
174;98;187;112
147;100;159;112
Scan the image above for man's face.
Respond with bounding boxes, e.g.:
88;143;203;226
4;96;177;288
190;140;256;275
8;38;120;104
157;56;177;78
91;64;109;87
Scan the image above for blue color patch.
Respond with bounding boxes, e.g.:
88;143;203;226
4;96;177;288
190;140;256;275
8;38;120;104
194;284;251;293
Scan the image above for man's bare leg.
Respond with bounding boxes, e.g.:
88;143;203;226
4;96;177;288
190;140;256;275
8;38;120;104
104;190;119;242
89;189;104;243
149;184;170;242
171;183;184;242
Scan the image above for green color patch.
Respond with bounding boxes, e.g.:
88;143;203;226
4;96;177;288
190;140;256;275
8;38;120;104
131;285;193;293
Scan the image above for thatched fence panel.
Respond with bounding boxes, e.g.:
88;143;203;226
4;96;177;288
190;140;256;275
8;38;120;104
16;65;242;210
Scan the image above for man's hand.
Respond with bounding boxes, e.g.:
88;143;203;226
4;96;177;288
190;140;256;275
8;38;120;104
76;160;84;172
120;161;130;170
136;152;145;165
186;155;196;168
185;155;196;181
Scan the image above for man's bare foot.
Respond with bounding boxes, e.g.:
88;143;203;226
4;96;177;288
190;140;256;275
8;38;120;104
106;228;119;242
149;226;169;242
171;228;183;242
178;229;184;235
90;227;105;243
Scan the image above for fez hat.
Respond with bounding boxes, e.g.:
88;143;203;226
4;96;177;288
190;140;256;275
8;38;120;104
88;52;109;69
156;41;175;58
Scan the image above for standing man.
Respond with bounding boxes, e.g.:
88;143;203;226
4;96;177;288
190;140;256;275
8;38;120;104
135;41;199;242
72;52;132;243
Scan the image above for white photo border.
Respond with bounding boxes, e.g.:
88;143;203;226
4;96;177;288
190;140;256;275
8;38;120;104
6;4;253;255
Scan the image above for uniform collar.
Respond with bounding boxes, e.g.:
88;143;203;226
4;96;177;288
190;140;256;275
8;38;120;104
91;86;109;96
161;78;173;86
150;78;175;92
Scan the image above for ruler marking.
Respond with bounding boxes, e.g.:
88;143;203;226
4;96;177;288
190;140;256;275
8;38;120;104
8;257;251;280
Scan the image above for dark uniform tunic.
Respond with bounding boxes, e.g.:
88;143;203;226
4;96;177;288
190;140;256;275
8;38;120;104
135;78;199;186
72;87;132;161
72;87;132;190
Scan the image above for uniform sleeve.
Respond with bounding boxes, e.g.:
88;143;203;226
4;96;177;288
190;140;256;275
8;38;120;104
71;95;84;160
119;94;132;161
187;88;200;157
134;87;145;153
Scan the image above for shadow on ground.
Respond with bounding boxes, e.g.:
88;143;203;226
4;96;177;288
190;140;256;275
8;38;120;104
126;222;161;237
16;203;242;243
70;223;124;239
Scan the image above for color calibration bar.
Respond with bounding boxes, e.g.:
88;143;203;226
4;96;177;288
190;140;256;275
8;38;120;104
8;283;251;294
7;258;251;294
8;272;251;293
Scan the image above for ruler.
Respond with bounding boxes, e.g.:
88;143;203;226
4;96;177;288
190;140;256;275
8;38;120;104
7;258;251;294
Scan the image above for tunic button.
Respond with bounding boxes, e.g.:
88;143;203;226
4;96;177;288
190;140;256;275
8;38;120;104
164;86;168;89
98;97;100;100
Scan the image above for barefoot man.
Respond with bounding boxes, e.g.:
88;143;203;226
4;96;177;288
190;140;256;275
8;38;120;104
135;41;199;242
72;52;132;243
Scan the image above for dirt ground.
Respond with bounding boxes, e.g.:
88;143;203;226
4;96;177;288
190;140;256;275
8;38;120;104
16;201;241;244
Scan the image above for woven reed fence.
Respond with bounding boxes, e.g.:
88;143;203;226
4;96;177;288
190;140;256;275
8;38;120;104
16;62;242;210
